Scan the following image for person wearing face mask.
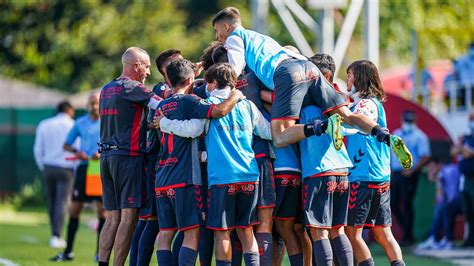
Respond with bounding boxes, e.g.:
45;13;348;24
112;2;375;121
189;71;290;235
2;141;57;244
451;112;474;247
390;110;431;246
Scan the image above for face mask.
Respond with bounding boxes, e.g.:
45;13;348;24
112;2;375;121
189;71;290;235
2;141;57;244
347;85;357;98
470;121;474;133
401;122;415;133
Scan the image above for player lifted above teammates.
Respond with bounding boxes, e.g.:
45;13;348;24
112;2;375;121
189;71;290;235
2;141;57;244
211;7;412;169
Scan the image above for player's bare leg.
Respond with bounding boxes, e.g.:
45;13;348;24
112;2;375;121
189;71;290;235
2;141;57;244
310;227;334;265
372;226;403;263
214;230;233;261
346;226;372;264
294;224;312;266
98;210;120;263
112;208;138;266
275;219;301;255
236;227;260;265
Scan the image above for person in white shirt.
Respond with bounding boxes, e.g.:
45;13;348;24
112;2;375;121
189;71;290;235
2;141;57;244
33;101;76;249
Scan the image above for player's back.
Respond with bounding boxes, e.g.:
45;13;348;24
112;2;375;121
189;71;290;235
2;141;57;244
155;94;213;189
205;97;259;186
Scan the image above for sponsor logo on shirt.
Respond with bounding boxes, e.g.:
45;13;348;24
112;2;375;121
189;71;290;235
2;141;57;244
100;86;122;99
217;124;250;131
100;108;119;116
157;157;178;167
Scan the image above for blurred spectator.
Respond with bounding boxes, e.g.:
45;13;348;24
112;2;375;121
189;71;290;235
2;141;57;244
407;66;434;106
443;59;459;105
416;158;462;250
391;110;431;246
451;112;474;247
33;101;76;249
454;42;474;108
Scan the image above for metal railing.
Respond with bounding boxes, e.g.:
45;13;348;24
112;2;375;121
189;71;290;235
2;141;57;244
411;81;473;114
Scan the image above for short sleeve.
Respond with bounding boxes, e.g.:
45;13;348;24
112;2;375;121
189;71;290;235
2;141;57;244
352;99;379;123
312;77;348;114
122;81;154;105
417;131;431;157
184;95;215;119
65;123;80;146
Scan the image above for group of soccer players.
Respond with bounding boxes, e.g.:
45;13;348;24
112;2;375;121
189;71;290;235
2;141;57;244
96;6;413;266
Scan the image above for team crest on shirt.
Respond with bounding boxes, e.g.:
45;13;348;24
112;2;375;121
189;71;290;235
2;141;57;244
199;99;212;105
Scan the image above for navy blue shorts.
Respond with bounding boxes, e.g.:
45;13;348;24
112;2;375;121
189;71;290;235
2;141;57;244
271;58;347;120
155;185;201;231
302;175;349;228
207;183;259;230
100;155;144;211
257;157;276;209
139;153;158;219
347;181;392;228
72;164;102;202
273;172;302;220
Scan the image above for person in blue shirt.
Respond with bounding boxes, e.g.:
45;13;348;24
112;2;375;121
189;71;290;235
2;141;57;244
50;91;103;262
390;110;431;246
343;60;405;266
210;7;412;173
154;59;243;266
451;112;474;247
159;63;272;266
302;54;354;266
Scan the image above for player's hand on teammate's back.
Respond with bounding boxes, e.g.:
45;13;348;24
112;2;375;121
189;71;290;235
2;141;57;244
152;109;165;129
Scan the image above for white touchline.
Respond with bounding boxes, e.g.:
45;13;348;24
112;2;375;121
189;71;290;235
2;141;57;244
0;258;18;266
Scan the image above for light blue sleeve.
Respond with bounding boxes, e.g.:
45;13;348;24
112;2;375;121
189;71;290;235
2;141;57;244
65;123;80;146
417;132;431;157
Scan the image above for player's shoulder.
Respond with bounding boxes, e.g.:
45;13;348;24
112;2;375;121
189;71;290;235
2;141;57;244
75;114;89;124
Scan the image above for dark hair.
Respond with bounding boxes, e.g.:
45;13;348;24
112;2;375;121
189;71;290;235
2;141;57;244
204;63;237;89
166;59;195;88
347;60;386;102
201;42;228;71
309;54;336;82
155;49;182;76
212;7;241;26
56;100;73;113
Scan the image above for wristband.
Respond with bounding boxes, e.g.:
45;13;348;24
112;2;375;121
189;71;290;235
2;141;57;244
371;125;382;136
303;124;315;137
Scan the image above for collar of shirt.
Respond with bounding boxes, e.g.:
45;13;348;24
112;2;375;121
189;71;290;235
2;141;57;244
349;92;362;108
210;86;231;99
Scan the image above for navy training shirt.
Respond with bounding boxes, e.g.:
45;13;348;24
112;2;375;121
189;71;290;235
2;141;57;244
146;82;171;157
155;94;214;189
99;77;161;157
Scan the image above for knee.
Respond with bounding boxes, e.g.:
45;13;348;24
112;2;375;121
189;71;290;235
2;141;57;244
158;231;176;243
310;228;329;240
276;220;294;237
373;229;392;244
214;231;231;242
184;228;200;240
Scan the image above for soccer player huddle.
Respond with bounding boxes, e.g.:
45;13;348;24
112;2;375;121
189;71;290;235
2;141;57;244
97;6;413;266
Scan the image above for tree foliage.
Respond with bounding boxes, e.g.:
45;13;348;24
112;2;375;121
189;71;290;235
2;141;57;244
0;0;472;93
